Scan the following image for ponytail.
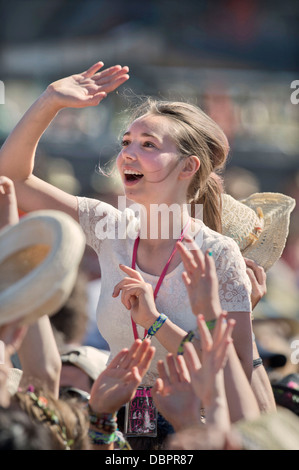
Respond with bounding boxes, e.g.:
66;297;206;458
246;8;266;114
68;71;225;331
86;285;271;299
193;172;224;233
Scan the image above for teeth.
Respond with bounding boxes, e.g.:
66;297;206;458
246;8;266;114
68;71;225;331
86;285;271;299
124;170;143;176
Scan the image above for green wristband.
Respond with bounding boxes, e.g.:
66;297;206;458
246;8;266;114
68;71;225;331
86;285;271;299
177;330;195;355
206;319;217;330
145;313;168;339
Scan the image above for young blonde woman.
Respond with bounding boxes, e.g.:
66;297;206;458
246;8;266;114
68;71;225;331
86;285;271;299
0;61;253;390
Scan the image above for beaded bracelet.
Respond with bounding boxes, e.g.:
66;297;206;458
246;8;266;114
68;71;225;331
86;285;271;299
145;313;168;339
87;405;117;434
177;330;195;355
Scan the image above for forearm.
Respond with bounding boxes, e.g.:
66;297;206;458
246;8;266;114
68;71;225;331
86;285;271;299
0;88;61;180
150;316;202;358
204;372;231;432
18;316;62;398
224;343;260;423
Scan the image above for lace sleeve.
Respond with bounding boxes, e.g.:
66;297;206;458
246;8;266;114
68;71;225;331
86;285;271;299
215;237;252;313
76;196;122;253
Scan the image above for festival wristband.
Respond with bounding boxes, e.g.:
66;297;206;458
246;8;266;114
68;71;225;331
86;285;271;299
205;319;217;330
87;405;117;434
177;330;195;355
145;313;168;339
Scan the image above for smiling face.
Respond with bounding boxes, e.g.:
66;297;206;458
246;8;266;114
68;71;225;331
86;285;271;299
116;115;187;205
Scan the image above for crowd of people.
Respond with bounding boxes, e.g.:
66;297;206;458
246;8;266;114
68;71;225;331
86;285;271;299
0;61;298;451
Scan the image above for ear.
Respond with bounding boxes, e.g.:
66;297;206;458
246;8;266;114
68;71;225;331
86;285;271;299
179;155;200;180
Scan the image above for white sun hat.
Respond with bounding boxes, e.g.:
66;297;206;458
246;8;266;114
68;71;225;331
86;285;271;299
222;192;296;272
0;210;86;326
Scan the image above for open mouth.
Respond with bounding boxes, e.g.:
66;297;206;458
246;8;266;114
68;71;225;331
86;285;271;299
124;169;144;183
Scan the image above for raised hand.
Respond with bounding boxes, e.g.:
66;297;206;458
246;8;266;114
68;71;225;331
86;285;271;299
112;264;160;330
183;313;235;408
88;339;155;414
0;176;19;229
46;61;129;109
176;236;222;320
152;354;202;431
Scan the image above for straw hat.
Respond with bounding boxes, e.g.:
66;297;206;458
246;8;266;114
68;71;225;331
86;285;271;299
222;192;296;271
0;210;86;326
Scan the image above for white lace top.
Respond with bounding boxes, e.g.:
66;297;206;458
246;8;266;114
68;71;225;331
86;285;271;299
77;197;252;386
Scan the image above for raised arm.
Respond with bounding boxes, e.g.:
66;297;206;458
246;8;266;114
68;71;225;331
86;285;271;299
176;238;260;423
0;62;129;220
18;316;62;398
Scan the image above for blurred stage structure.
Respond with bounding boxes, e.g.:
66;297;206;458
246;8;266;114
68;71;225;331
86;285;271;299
1;0;299;322
0;0;298;198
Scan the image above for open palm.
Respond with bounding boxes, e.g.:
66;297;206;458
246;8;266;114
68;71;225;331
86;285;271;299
48;61;129;109
89;339;155;414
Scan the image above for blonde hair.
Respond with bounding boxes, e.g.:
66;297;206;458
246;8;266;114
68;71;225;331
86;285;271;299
127;99;229;232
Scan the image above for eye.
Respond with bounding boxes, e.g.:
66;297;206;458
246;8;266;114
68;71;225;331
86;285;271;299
121;140;130;147
143;141;156;148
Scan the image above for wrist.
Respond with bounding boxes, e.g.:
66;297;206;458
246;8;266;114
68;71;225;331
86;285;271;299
42;85;66;113
88;399;116;415
87;405;118;434
143;310;160;331
172;410;202;432
144;312;167;336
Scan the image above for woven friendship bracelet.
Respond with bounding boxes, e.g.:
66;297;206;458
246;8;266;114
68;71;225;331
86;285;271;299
145;313;168;339
87;406;117;434
88;429;132;450
88;429;117;445
177;330;195;355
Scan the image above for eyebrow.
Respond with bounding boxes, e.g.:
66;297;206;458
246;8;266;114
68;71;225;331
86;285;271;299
123;131;162;143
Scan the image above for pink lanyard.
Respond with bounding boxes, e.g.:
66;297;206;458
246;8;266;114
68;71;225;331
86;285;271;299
130;218;191;340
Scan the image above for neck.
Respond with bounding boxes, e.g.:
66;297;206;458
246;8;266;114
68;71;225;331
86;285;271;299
138;202;191;247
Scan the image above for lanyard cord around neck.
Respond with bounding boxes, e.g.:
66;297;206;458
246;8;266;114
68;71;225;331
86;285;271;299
130;218;191;340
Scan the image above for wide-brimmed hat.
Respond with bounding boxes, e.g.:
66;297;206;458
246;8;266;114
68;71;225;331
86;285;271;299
0;210;86;326
222;192;296;271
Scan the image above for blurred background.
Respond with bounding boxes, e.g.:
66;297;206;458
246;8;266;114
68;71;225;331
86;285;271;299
1;0;299;374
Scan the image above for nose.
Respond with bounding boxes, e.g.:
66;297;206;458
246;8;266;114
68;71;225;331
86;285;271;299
120;144;138;161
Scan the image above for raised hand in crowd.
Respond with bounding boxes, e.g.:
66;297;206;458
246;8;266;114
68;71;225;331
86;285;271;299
89;338;155;415
0;176;19;229
87;339;155;450
176;235;223;320
151;353;202;433
176;238;260;423
46;62;129;110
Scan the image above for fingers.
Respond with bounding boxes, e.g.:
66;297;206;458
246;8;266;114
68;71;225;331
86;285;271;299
120;338;155;374
196;314;213;351
119;264;144;281
183;342;202;373
84;64;129;93
244;258;266;285
0;176;16;196
82;61;105;78
159;354;190;386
